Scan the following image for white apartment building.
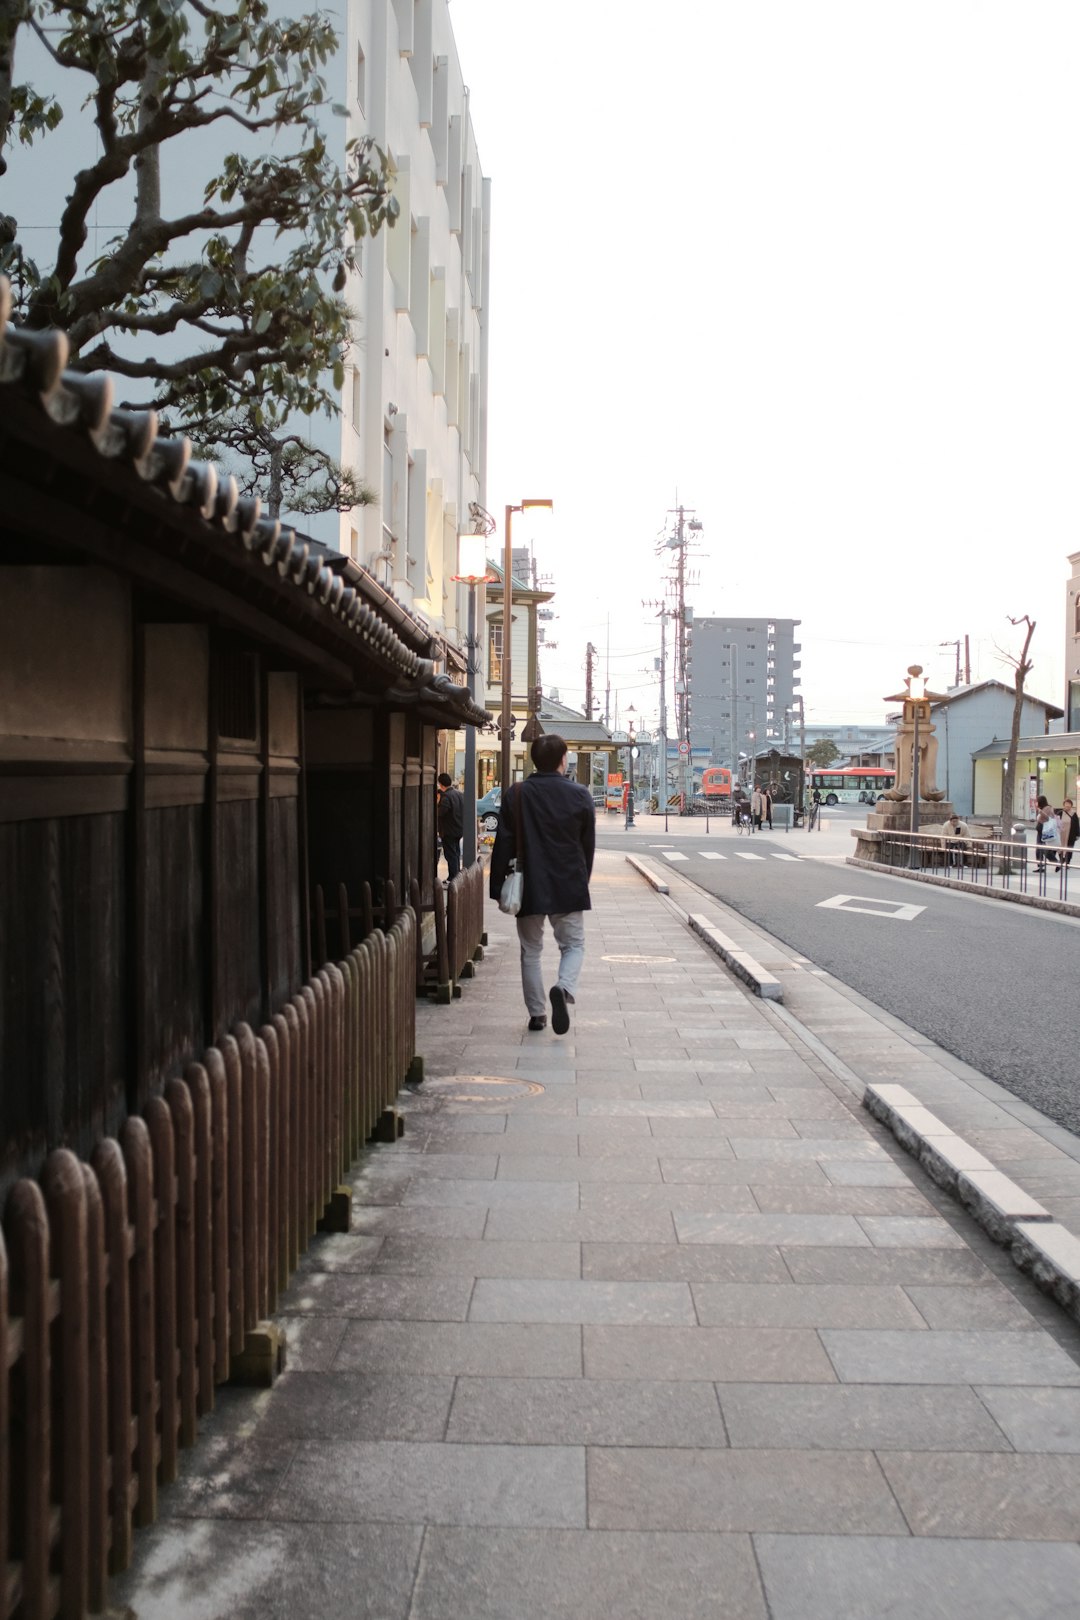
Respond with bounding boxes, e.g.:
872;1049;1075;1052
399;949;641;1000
296;0;490;658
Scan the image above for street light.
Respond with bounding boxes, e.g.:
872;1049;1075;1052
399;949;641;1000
501;499;553;791
455;507;497;868
626;705;637;828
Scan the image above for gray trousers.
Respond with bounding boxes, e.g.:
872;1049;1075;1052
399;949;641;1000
515;912;586;1017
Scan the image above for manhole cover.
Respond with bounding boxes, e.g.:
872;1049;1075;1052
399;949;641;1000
417;1075;546;1103
601;954;677;964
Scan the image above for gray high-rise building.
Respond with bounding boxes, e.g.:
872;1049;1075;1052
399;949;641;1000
690;617;802;770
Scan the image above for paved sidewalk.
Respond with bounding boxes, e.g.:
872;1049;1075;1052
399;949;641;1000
111;852;1080;1619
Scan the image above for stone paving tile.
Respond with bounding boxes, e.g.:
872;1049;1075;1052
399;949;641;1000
587;1447;904;1533
439;1131;575;1157
334;1320;583;1378
583;1325;836;1383
350;1206;488;1239
726;1137;889;1162
401;1178;581;1210
692;1283;925;1330
154;1432;296;1521
973;1386;1080;1451
783;1246;992;1287
578;1097;719;1116
659;1156;830;1183
581;1242;791;1284
360;1152;500;1180
580;1183;759;1214
370;1236;583;1279
904;1284;1041;1331
755;1532;1080;1620
768;1089;860;1117
445;1376;728;1446
469;1279;696;1326
410;1527;767;1620
750;1186;934;1217
199;1371;455;1443
294;1234;384;1273
278;1273;472;1321
855;1215;968;1249
504;1116;652;1137
822;1161;913;1187
108;1520;425;1620
268;1440;585;1529
821;1328;1080;1385
880;1450;1080;1539
720;1382;1012;1452
273;1315;348;1371
483;1208;679;1244
494;1154;661;1182
675;1211;872;1247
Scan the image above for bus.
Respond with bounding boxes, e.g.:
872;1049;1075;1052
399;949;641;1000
810;767;895;805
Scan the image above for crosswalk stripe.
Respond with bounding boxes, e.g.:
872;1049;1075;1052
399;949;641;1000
663;851;689;863
699;852;727;860
734;852;765;861
771;853;801;862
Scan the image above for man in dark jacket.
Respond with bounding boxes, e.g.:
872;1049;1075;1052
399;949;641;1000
437;772;464;880
489;733;595;1033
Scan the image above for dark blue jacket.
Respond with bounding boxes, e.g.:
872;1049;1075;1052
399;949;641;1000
489;771;596;915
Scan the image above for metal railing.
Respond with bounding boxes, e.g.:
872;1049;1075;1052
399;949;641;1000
0;906;417;1620
871;828;1077;905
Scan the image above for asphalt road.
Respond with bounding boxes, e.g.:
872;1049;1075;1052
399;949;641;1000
598;811;1080;1135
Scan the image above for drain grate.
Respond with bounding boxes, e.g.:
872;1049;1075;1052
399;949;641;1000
416;1075;546;1103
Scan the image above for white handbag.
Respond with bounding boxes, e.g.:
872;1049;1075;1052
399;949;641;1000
498;860;524;916
497;786;526;914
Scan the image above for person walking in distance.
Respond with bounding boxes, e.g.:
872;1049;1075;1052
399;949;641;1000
489;733;595;1034
436;772;464;881
1061;798;1079;868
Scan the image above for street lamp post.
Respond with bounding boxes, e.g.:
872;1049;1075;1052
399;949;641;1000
501;499;553;791
626;706;636;828
455;507;497;868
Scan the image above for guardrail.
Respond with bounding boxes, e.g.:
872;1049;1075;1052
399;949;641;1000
870;828;1077;905
1;908;416;1620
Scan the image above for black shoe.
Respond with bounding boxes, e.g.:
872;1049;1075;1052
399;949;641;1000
549;985;570;1036
528;1015;547;1032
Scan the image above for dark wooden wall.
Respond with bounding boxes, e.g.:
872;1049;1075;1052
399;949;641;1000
0;564;307;1196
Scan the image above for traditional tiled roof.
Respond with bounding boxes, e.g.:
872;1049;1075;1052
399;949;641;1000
0;277;489;727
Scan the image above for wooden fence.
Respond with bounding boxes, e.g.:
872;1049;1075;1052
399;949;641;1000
408;862;485;1003
1;907;416;1620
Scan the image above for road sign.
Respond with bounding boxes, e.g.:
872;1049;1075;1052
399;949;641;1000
677;740;690;755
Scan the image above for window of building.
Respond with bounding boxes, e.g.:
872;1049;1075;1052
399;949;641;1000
1075;595;1080;634
350;367;361;432
488;622;503;683
356;44;366;111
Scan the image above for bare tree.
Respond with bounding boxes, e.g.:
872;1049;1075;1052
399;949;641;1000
999;614;1036;830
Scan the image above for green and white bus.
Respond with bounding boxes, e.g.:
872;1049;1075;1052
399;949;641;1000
810;767;895;805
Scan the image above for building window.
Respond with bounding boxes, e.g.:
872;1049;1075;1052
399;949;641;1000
488;622;503;683
1075;595;1080;634
350;368;361;432
356;44;366;112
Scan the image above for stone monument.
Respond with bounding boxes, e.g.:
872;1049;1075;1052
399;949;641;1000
853;664;954;860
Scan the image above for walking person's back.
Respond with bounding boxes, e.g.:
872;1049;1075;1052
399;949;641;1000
489;734;595;1033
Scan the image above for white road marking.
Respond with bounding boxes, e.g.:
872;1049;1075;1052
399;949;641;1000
770;853;802;862
699;851;727;860
663;851;689;863
817;893;926;921
734;852;766;861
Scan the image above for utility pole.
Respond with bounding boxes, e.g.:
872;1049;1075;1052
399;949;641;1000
643;598;670;806
603;615;611;729
939;638;962;688
584;641;597;720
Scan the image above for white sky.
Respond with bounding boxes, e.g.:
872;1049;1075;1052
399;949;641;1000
450;0;1079;733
